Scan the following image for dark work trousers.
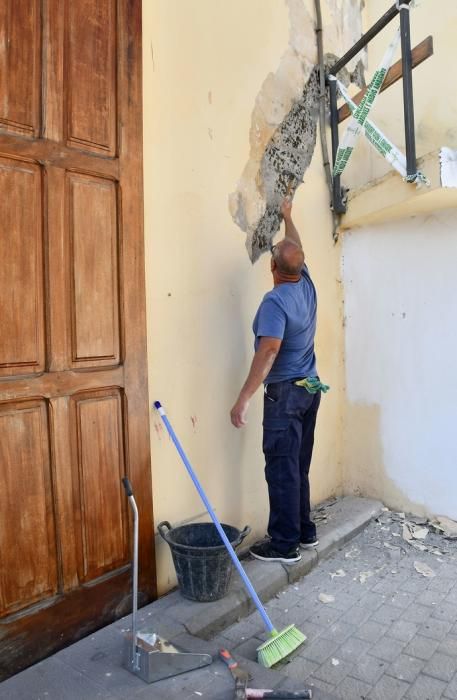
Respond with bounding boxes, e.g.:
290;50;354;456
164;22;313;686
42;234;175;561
263;380;321;554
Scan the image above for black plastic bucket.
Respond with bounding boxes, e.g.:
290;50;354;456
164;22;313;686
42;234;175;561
157;521;250;602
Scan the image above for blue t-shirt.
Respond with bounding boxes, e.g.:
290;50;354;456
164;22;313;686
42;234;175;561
252;266;317;383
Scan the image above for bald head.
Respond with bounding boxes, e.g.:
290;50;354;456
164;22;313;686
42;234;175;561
272;238;304;277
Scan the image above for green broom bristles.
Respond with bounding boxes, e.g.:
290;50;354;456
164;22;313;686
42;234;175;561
256;624;307;668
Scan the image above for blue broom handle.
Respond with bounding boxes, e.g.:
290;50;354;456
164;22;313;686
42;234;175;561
154;401;275;635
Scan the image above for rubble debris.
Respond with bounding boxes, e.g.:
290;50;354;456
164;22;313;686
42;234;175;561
358;571;374;584
329;569;346;579
345;546;360;559
319;593;335;604
414;561;436;578
431;516;457;539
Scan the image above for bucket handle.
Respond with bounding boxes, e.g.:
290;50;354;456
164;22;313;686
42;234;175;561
157;521;251;547
157;520;173;543
236;525;251;546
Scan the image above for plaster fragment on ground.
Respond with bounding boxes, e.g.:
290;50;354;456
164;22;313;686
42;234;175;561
345;546;360;559
319;593;335;604
358;571;374;584
403;522;429;546
414;561;436;578
331;658;340;666
432;516;457;539
411;542;427;552
329;569;346;579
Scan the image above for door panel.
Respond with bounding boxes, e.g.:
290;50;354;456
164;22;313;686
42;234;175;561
0;0;41;136
66;0;117;154
73;390;127;581
68;173;120;365
0;0;154;680
0;157;44;376
0;400;58;617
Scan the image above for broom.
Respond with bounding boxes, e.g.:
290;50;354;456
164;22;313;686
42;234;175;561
154;401;306;667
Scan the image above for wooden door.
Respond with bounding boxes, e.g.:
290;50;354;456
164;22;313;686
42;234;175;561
0;0;155;680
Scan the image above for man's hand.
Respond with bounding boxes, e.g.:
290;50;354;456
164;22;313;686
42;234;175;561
230;337;281;429
230;395;250;428
280;197;292;220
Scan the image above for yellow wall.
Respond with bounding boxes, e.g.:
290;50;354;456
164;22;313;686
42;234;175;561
142;0;351;594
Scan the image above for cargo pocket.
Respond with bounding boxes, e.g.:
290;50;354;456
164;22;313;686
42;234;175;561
262;416;290;456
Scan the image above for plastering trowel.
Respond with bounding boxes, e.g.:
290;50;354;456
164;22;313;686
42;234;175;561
121;477;212;683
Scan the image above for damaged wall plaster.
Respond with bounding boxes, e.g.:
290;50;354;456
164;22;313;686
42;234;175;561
229;0;365;262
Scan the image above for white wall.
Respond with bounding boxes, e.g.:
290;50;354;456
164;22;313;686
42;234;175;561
343;209;457;518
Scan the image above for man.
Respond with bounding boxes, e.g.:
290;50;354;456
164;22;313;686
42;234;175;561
230;197;325;564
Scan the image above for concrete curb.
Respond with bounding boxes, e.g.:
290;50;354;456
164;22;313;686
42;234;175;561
170;497;384;640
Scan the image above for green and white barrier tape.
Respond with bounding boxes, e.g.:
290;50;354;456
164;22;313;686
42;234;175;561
335;79;430;187
332;28;401;178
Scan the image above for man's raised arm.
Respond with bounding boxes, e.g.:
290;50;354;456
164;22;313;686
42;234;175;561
281;198;302;249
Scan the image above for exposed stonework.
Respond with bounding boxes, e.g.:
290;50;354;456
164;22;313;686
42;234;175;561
229;0;366;262
250;68;320;261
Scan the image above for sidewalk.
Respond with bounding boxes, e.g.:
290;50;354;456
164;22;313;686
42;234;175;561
0;497;382;700
218;510;457;699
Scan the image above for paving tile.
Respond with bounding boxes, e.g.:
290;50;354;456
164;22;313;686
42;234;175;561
400;578;432;595
354;620;388;643
335;675;373;699
405;635;440;661
281;656;319;682
420;618;453;642
299;636;340;664
222;616;265;643
231;635;261;660
438;636;457;658
369;673;409;699
308;676;340;696
444;671;457;699
386;654;424;683
405;673;448;699
339;605;372;626
417;589;447;607
428;579;455;594
432;604;457;624
371;603;404;625
337;636;371;662
312;656;353;686
373;579;405;595
390;591;417;609
423;652;457;682
351;654;388;685
298;621;327;643
445;587;457;607
389;620;420;643
325;591;360;611
358;592;387;611
368;636;406;663
307;606;344;628
402;605;434;625
319;621;357;643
